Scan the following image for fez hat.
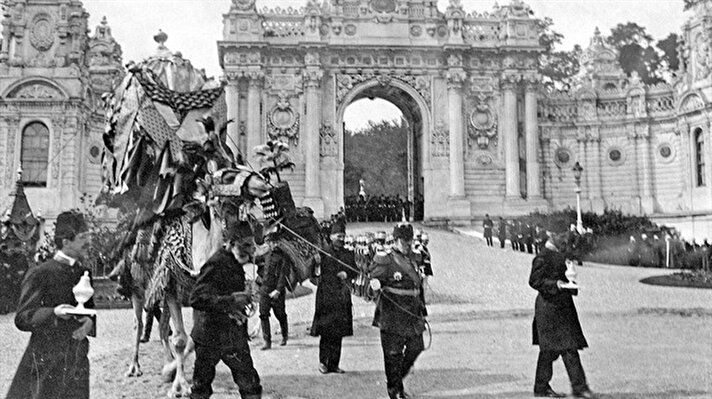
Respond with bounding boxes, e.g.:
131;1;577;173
225;220;254;242
392;222;414;241
54;211;88;241
330;219;346;235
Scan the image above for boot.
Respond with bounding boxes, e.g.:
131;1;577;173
279;320;288;346
260;318;271;350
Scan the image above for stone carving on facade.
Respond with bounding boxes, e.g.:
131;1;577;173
3;116;20;186
319;123;337;157
232;0;256;12
695;32;712;80
410;25;423;37
431;119;449;157
467;94;498;149
13;84;62;99
50;116;65;181
335;73;431;108
267;91;300;143
474;152;494;166
30;14;55;52
679;93;705;114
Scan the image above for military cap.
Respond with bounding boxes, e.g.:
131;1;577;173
392;222;414;241
54;211;89;241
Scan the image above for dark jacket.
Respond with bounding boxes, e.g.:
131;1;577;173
483;217;493;236
190;249;250;349
497;220;507;239
260;246;289;294
7;258;94;399
370;248;427;337
310;246;357;337
529;247;588;351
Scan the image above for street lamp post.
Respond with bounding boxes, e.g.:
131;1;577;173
572;161;584;234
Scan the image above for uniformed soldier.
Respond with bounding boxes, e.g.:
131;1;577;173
369;223;427;399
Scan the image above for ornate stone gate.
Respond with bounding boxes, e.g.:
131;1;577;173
219;0;545;221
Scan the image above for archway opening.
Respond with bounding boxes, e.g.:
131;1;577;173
341;86;425;222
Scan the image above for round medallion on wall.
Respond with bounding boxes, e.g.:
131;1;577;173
656;142;675;163
30;16;55;51
345;24;357;36
88;144;102;164
606;146;626;166
554;147;572;167
410;25;423;37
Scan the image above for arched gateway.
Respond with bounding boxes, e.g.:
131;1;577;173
219;0;547;222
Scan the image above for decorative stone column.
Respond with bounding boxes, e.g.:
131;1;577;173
303;68;324;218
524;82;541;199
444;67;470;221
225;78;240;158
638;125;656;213
447;69;466;198
589;129;606;212
502;77;520;199
627;128;642;213
246;71;263;166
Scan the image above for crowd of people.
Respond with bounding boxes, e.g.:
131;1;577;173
343;194;424;222
625;231;712;269
5;208;434;399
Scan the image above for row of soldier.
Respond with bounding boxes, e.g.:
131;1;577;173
483;214;549;254
343;194;425;222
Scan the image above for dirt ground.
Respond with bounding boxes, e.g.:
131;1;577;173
1;224;711;398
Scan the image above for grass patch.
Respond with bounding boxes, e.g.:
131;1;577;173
639;270;712;289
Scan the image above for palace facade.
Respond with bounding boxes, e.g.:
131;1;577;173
1;0;712;239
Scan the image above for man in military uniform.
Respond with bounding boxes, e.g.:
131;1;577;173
189;220;262;399
369;223;427;399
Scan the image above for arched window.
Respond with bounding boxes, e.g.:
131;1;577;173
695;128;705;187
20;121;50;187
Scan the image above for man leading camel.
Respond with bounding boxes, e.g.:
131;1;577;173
189;220;262;399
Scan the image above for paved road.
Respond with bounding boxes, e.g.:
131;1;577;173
1;223;710;398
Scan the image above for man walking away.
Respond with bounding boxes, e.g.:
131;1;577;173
497;217;507;249
483;214;494;247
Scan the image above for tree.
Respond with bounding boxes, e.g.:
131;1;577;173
606;22;672;84
537;16;581;91
343;119;408;198
657;33;680;72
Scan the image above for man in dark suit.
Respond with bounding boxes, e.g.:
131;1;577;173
483;214;494;247
258;229;291;350
7;211;95;399
529;234;596;399
369;223;427;399
189;221;262;399
497;217;507;249
310;222;358;373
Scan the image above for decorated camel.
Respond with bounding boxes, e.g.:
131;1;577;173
101;35;322;397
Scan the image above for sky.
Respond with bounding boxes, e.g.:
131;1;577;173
83;0;690;130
